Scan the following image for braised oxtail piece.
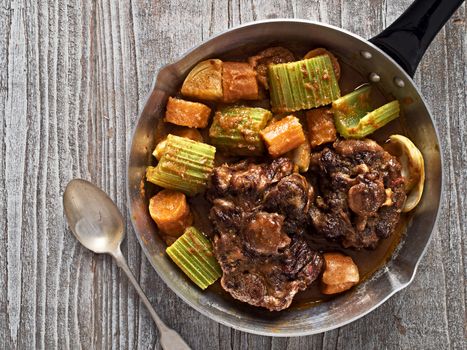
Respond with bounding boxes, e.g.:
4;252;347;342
208;158;323;311
309;139;406;249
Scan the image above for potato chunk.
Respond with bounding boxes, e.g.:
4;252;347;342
181;59;223;101
149;189;193;238
222;62;259;103
321;252;359;295
261;115;306;157
306;108;337;149
165;97;211;128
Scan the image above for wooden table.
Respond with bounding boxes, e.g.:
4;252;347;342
1;1;465;349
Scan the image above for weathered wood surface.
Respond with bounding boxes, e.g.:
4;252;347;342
0;0;465;349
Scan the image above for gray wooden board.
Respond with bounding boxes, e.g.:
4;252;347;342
0;0;465;349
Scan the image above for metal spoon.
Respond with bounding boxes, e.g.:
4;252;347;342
63;179;191;350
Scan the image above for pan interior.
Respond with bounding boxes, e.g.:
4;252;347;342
127;20;442;336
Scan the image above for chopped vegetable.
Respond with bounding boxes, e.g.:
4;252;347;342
172;128;204;142
333;86;371;119
149;190;193;237
248;47;295;89
165;97;211;128
152;129;203;161
146;135;216;196
306;107;337;149
321;252;359;295
181;59;223;101
153;139;167;160
385;135;425;212
209;106;272;155
332;85;372;137
166;227;222;290
261;115;306;157
304;48;341;80
268;55;341;113
287;132;311;172
342;100;400;138
222;62;259;102
333;86;400;138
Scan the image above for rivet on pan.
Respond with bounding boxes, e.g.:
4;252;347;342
360;51;372;59
369;72;380;82
394;77;405;87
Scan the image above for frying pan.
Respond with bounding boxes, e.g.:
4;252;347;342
127;0;463;336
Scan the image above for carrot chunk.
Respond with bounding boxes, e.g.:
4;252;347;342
222;62;259;103
306;108;337;149
260;115;306;157
165;97;211;128
149;189;193;238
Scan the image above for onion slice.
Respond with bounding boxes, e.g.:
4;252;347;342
385;135;425;212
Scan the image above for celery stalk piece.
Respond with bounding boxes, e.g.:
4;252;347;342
146;135;216;196
209;106;272;155
332;86;373;137
333;85;400;138
166;227;222;290
268;55;341;113
351;101;400;138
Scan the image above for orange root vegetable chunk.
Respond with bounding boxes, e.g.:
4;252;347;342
222;62;259;103
306;108;337;149
260;115;306;157
165;97;211;128
321;252;360;295
181;59;223;101
172;128;204;142
149;189;193;238
304;48;341;80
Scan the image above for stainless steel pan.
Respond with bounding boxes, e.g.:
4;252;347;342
127;0;463;336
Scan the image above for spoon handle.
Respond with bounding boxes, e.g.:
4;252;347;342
111;247;191;350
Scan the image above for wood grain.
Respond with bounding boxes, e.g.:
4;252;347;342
0;0;465;349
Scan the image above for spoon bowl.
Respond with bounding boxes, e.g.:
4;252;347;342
64;179;124;254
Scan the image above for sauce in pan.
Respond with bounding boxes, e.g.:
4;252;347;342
147;46;414;311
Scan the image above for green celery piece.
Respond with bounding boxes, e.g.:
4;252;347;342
146;135;216;196
333;86;400;138
276;65;294;110
332;85;372;137
166;227;222;290
347;100;400;138
268;55;341;113
209;106;272;155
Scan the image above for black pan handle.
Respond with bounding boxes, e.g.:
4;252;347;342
369;0;464;77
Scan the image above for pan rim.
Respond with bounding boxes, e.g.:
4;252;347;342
126;18;443;336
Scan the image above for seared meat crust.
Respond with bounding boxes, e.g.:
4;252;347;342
310;139;406;249
208;158;323;311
